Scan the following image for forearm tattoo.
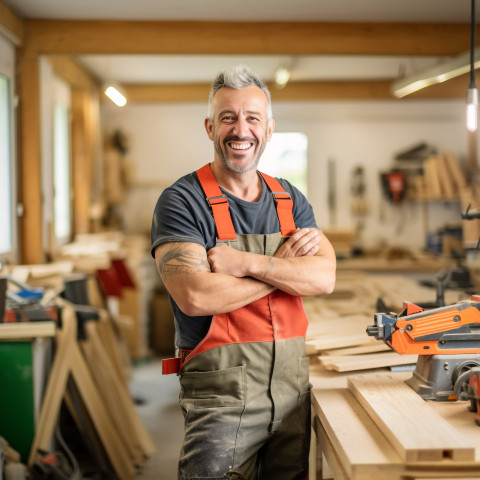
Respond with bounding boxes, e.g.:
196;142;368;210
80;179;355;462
159;244;210;280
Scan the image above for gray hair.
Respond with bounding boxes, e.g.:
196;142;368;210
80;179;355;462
207;64;273;120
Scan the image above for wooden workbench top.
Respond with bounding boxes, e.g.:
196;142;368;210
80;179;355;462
309;365;480;480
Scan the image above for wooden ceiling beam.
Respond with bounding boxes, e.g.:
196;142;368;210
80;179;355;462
0;0;24;44
121;77;469;103
25;20;474;56
48;55;100;90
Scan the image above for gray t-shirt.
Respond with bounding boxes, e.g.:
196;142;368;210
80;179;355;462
151;169;317;349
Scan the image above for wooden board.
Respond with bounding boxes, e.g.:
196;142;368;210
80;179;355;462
0;322;56;340
312;387;404;480
347;374;475;463
318;352;417;372
314;416;351;480
322;343;390;356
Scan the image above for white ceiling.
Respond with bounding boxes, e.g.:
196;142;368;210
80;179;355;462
3;0;473;23
3;0;477;86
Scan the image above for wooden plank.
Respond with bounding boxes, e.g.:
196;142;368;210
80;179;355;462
24;20;475;56
307;334;377;353
322;343;390;356
424;157;443;199
429;401;480;462
0;322;56;340
96;309;129;386
314;417;351;480
347;374;475;463
28;306;76;466
70;341;136;479
312;387;403;480
83;320;155;458
444;151;467;190
319;352;417;372
435;155;456;199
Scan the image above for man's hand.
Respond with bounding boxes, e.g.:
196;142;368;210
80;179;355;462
207;244;247;277
275;228;320;258
208;228;320;278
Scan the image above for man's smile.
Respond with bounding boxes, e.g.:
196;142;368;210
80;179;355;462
228;141;254;150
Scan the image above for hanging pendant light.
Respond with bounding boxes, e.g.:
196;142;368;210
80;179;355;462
467;0;478;132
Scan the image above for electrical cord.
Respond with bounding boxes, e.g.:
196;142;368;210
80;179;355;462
470;0;476;89
54;423;82;480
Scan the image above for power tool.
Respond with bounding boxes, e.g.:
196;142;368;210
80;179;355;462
468;367;480;425
366;296;480;401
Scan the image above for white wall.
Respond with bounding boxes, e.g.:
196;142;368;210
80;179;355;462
102;98;473;250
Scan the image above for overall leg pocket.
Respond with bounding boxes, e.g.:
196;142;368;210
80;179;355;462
180;365;246;407
178;365;246;480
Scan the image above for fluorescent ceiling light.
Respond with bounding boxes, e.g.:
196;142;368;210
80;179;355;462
274;67;291;88
391;49;480;98
467;87;478;131
104;84;127;107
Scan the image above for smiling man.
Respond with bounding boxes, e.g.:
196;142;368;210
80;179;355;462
151;64;336;480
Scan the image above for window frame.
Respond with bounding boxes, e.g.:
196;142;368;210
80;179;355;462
0;34;18;264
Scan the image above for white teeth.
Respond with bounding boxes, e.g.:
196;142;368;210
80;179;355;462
230;143;251;150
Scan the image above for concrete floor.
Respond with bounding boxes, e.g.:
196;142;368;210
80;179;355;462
130;357;184;480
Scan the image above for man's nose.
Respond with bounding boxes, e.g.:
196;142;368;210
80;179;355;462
232;117;249;137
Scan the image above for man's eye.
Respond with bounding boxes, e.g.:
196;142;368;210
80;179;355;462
248;117;260;122
221;116;234;122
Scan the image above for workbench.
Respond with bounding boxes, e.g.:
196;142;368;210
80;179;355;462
309;364;480;480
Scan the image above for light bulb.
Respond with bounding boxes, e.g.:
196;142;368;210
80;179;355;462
274;68;290;88
104;85;127;107
467;87;478;132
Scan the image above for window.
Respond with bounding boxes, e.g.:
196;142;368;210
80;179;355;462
0;34;16;263
53;102;72;241
0;74;12;256
259;132;308;196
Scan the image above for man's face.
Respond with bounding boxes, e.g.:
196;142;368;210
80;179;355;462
205;86;274;173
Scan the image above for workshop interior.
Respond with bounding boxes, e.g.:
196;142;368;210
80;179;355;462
1;0;480;479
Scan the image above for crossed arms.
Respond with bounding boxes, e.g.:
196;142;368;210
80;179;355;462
154;228;336;317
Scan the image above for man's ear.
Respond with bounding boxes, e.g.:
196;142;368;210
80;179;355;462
266;118;275;142
204;118;214;141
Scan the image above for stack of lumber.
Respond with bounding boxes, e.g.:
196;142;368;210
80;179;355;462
322;228;357;258
1;258;156;478
311;370;480;480
42;232;153;359
408;151;466;201
29;302;155;479
304;272;468;373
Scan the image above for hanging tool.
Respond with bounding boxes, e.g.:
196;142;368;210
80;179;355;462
381;170;406;204
367;295;480;401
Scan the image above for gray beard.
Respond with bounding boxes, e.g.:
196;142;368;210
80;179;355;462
214;141;264;174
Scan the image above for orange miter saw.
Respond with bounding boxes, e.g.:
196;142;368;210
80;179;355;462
367;296;480;401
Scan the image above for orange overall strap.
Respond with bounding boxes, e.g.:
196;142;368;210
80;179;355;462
259;172;296;237
196;164;236;240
